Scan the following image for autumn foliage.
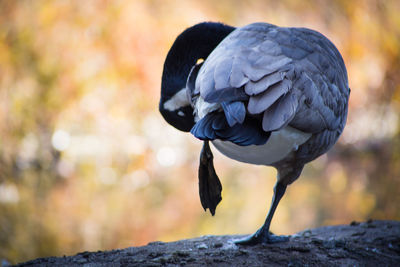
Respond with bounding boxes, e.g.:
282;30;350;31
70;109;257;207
0;0;399;264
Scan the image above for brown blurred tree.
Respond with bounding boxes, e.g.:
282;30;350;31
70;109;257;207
0;0;399;264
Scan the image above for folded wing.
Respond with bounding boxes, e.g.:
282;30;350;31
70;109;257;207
191;23;349;145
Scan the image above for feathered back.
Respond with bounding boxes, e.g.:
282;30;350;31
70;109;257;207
191;23;349;156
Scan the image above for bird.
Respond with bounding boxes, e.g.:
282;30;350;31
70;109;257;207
159;22;350;245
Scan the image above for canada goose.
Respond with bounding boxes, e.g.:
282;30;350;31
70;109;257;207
159;22;349;245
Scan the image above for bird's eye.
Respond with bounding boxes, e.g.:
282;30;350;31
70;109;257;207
177;111;185;117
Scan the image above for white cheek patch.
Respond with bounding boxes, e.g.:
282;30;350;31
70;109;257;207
163;88;190;112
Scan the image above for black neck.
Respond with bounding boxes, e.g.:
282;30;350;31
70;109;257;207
161;22;235;100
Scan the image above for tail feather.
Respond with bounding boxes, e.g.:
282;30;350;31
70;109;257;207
191;112;269;146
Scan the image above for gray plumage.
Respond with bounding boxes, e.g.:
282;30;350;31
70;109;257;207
195;23;349;175
161;21;350;245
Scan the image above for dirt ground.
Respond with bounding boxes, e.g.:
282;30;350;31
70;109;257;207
15;220;400;266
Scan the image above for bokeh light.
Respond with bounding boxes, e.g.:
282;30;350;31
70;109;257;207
0;0;399;264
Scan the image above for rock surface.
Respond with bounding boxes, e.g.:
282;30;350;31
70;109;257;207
16;220;400;266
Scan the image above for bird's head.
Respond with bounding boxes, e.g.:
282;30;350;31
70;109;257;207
160;22;235;132
159;89;195;132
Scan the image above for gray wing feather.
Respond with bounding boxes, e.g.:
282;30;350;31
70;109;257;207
252;56;292;71
247;79;291;114
259;40;282;56
262;92;299;131
230;56;249;88
195;23;349;134
245;71;285;95
214;57;233;90
198;67;215;97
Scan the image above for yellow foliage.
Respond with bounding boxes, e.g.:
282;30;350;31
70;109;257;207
0;0;399;264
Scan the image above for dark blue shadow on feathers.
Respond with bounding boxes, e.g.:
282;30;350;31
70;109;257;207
191;112;270;146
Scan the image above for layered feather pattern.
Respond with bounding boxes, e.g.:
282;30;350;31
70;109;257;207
189;22;349;151
191;112;270;146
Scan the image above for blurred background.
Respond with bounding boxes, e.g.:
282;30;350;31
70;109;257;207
0;0;399;264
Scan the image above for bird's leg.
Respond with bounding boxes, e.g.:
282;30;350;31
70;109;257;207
198;140;222;216
235;181;289;245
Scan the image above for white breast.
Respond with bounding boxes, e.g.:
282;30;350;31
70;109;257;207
211;126;311;166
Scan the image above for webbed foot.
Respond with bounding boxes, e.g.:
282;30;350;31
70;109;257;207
198;140;222;216
234;229;289;245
